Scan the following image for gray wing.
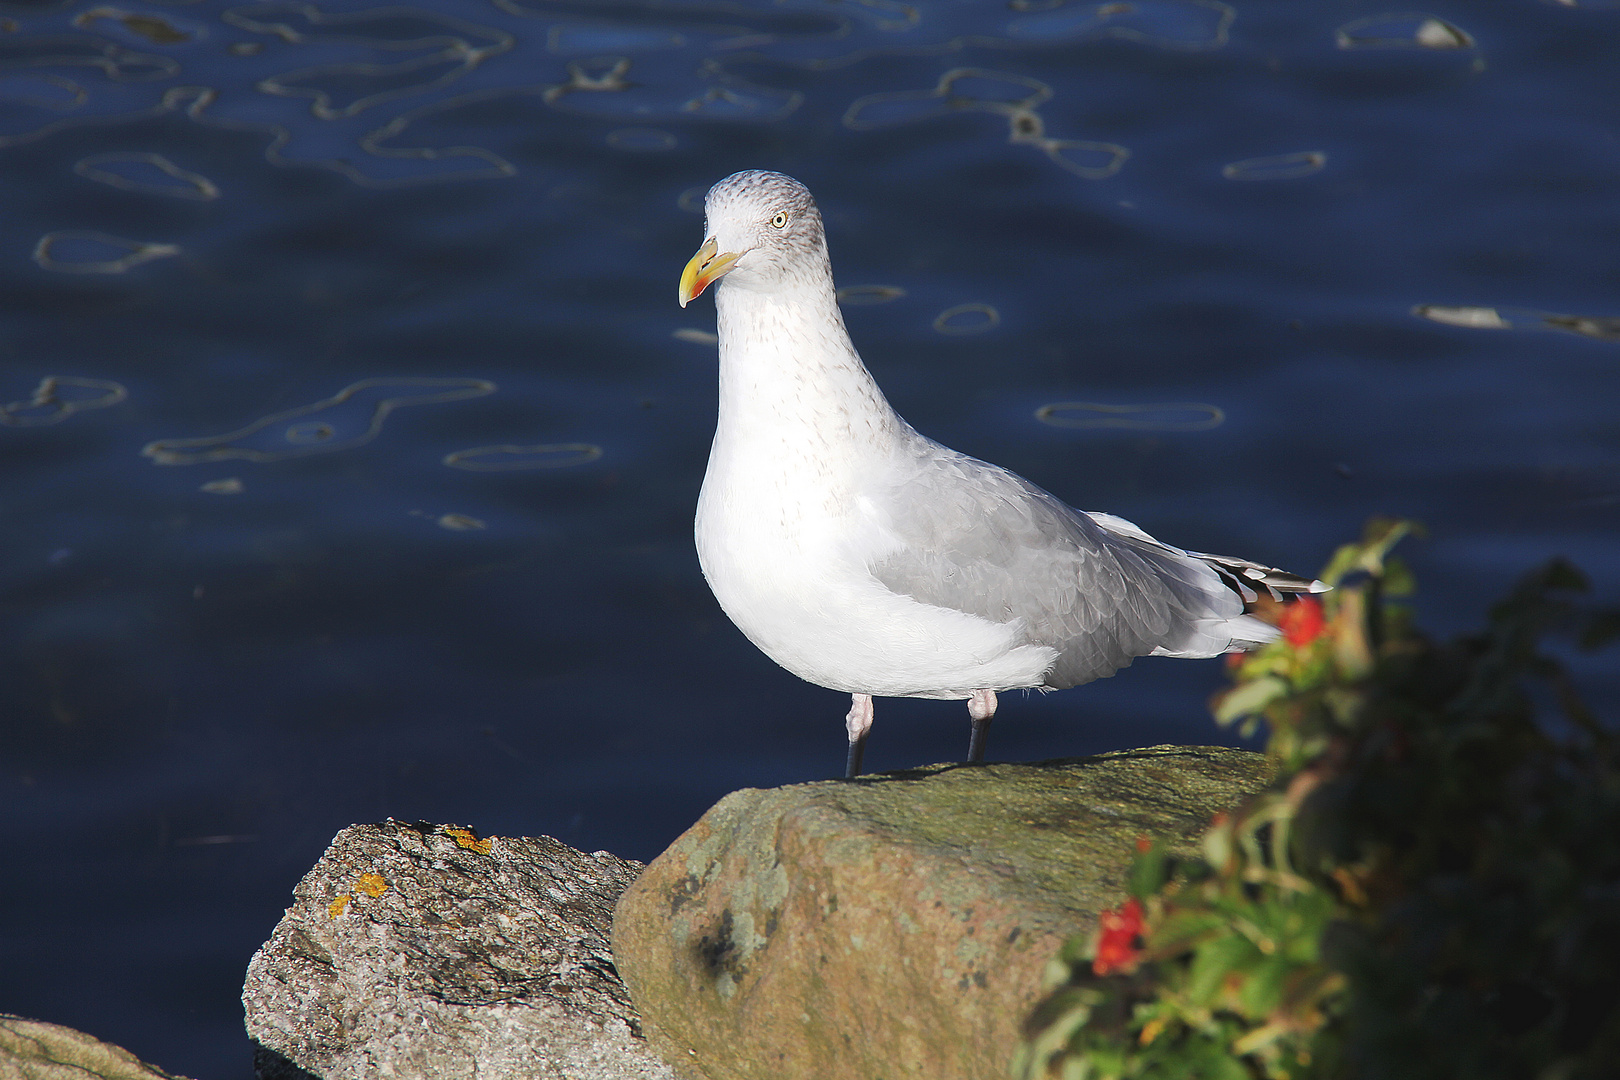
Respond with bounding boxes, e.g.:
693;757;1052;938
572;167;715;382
866;436;1244;689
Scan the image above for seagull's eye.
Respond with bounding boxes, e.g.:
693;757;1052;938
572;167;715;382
770;211;789;229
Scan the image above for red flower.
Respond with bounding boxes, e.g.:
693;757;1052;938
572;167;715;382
1279;595;1326;648
1092;897;1145;976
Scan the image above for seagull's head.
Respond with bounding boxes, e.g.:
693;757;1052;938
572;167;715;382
678;170;829;308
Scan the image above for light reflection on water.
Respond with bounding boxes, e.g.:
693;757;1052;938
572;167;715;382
1;0;1617;1076
2;377;129;426
139;377;497;464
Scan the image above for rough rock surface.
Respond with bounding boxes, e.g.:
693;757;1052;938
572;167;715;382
243;819;678;1080
0;1014;193;1080
612;745;1272;1080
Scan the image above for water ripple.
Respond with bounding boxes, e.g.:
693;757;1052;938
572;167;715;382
1006;0;1235;49
1336;13;1474;50
33;231;180;273
74;151;221;199
932;303;1000;334
442;443;604;470
1222;151;1327;181
1035;401;1226;431
846;68;1126;179
1;377;129;426
142;377;496;465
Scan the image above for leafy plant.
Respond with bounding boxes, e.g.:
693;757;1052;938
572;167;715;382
1016;519;1620;1080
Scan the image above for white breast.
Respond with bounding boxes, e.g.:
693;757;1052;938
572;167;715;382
694;408;1058;699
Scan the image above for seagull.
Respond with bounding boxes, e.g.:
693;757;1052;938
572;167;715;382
679;170;1324;778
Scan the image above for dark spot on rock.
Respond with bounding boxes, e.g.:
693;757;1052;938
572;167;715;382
764;911;778;937
693;908;746;982
285;928;333;966
1006;926;1021;943
584;955;620;981
957;969;990;990
668;874;702;915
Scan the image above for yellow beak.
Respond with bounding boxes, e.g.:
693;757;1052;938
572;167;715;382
678;237;741;308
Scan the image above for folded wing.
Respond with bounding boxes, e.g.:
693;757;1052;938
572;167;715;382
866;436;1309;690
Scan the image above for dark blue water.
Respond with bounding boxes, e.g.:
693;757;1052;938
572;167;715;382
2;0;1616;1074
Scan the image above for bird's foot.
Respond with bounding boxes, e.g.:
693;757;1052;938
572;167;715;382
845;693;873;778
967;689;997;762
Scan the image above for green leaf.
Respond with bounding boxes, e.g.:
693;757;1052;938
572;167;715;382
1318;517;1417;587
1129;842;1170;899
1153;910;1229;957
1058;934;1092;967
1237;956;1293;1017
1188;933;1260;1004
1381;556;1416;597
1213;676;1288;726
1202;822;1233;874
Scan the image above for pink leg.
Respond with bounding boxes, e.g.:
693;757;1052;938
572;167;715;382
845;693;874;778
967;689;997;763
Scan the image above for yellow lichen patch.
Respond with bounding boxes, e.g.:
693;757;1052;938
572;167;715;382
328;894;350;919
445;827;493;854
356;873;388;897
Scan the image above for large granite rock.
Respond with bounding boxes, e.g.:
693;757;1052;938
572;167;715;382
0;1014;192;1080
612;746;1272;1080
243;820;678;1080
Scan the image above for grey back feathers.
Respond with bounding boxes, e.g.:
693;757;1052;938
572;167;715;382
867;434;1285;689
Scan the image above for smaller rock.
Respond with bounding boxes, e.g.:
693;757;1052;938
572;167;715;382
0;1014;193;1080
243;820;679;1080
